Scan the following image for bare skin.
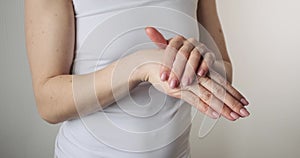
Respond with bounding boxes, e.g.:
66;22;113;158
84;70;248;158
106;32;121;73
25;0;249;124
146;0;233;87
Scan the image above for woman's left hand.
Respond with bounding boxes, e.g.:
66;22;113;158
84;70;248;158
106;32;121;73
145;27;216;88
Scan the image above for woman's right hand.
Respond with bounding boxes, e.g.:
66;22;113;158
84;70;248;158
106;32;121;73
145;27;217;88
135;49;250;121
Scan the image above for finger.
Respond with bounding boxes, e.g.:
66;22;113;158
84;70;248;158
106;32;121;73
208;70;250;106
181;90;220;119
208;92;241;121
181;47;201;86
168;40;194;88
196;42;209;56
197;77;250;117
160;35;185;82
145;27;168;49
197;51;216;77
186;83;239;121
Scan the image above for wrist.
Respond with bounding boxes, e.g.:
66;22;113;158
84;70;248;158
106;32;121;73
131;64;149;83
212;60;233;83
130;49;163;83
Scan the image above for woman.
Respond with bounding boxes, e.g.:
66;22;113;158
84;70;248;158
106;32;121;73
25;0;249;157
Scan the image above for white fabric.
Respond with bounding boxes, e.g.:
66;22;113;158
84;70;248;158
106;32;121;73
55;0;199;157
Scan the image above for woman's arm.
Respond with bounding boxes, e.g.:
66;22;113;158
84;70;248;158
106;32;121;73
25;0;145;124
197;0;233;83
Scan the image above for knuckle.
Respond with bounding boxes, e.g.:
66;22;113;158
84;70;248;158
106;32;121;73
161;62;170;70
215;87;225;95
191;47;200;55
228;87;242;99
169;71;176;78
175;35;185;40
231;100;242;111
179;47;190;57
170;40;183;48
201;106;209;114
198;101;209;113
202;92;213;102
218;76;227;86
207;52;215;58
199;77;210;85
171;71;180;80
188;37;197;44
161;67;170;74
206;53;216;64
230;90;239;98
197;43;208;54
190;49;201;60
224;80;231;87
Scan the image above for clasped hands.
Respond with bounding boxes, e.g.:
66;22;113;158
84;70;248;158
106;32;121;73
143;27;250;121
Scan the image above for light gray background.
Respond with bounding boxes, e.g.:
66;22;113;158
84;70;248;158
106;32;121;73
0;0;299;157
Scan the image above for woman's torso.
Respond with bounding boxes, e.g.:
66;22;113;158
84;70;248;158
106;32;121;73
55;0;199;157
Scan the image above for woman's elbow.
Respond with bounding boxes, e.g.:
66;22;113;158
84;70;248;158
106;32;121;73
35;96;62;124
37;105;61;124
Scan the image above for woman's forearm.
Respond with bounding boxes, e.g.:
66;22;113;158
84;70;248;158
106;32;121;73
215;61;233;83
197;0;232;82
37;51;151;124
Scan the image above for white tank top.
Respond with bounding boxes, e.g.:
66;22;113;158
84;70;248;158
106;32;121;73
55;0;199;157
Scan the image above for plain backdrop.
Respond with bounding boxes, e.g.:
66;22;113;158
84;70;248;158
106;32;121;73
0;0;299;157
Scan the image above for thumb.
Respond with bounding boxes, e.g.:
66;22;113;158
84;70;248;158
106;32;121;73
145;26;168;49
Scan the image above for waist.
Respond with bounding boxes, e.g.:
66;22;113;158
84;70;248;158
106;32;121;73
57;99;192;153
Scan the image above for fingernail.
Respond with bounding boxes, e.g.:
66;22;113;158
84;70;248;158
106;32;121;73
240;108;250;117
241;98;249;105
212;111;219;119
160;72;167;81
198;69;205;77
230;112;239;120
170;79;177;89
